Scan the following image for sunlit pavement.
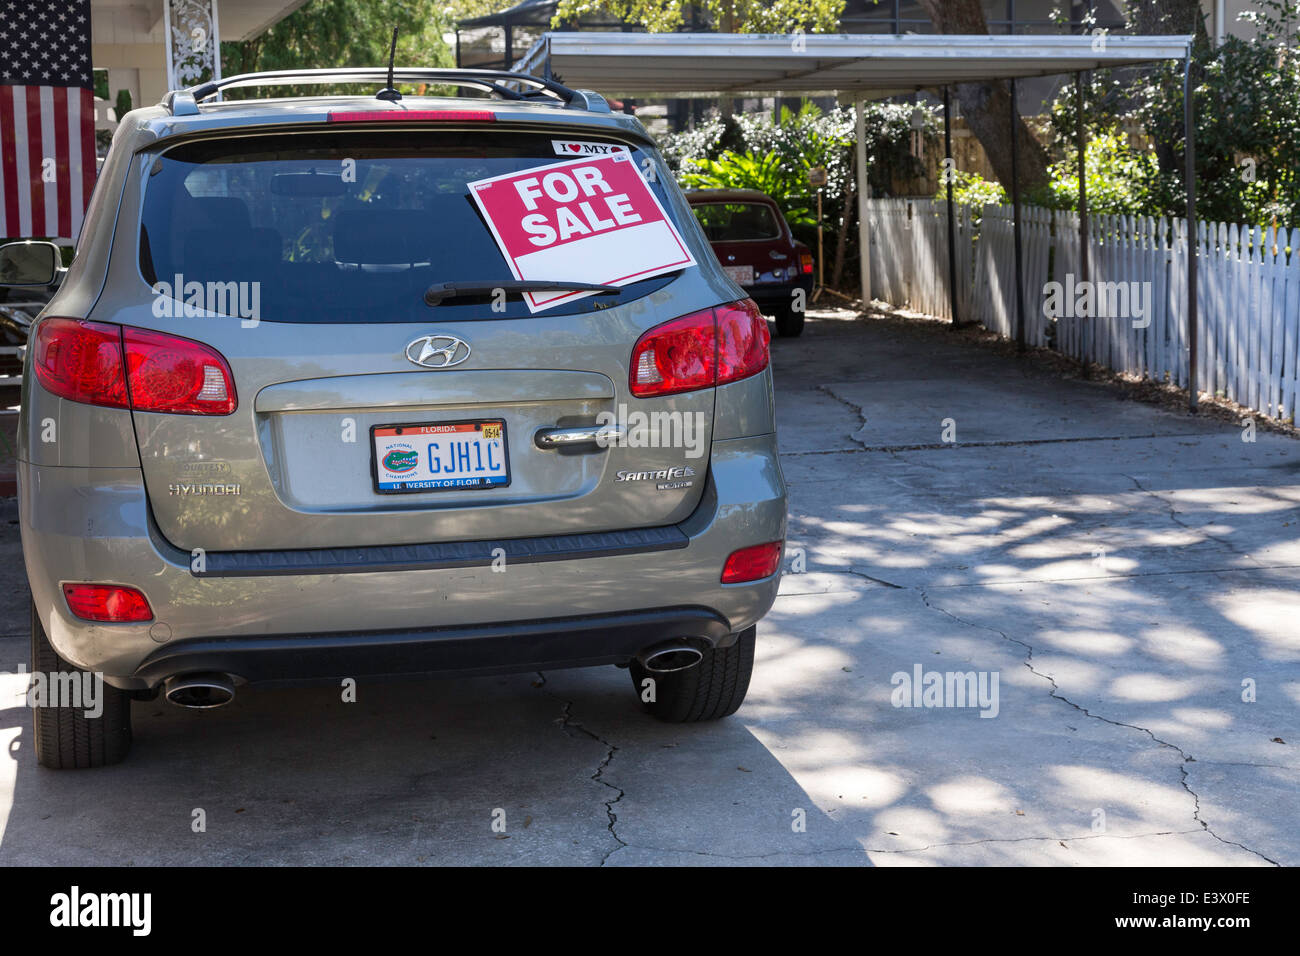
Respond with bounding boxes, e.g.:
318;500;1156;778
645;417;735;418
0;309;1295;865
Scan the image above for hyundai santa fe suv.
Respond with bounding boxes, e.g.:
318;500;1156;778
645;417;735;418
1;68;786;768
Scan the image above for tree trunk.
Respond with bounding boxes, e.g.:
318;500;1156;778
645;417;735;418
1125;0;1208;37
1122;0;1208;181
831;154;855;290
914;0;1050;194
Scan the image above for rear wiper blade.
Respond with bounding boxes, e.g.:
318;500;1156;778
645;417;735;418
423;279;620;306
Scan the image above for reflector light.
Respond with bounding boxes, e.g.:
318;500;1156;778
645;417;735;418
721;542;784;583
62;583;154;623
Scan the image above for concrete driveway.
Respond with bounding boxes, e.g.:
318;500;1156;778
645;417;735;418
0;309;1295;866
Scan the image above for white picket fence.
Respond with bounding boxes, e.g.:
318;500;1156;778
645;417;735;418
863;198;1300;421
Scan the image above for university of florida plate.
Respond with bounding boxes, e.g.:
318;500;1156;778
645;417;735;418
371;419;510;494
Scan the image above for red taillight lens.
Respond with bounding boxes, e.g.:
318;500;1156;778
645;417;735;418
32;318;129;409
328;110;496;123
62;583;154;623
123;327;237;415
629;298;769;398
799;251;814;275
716;298;770;386
31;319;237;415
721;541;784;584
629;308;715;397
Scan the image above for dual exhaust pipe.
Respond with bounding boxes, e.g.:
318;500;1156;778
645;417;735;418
636;641;705;674
163;672;235;709
162;643;707;707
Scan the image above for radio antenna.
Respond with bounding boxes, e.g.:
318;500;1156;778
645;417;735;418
376;28;401;101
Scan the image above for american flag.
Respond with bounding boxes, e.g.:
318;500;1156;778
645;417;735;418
0;0;95;241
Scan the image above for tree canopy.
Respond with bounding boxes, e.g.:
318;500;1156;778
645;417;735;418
221;0;453;81
551;0;844;34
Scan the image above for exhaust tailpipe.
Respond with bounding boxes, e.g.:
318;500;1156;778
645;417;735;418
163;673;236;709
637;642;704;674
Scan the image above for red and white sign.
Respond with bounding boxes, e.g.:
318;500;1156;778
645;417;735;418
468;153;696;311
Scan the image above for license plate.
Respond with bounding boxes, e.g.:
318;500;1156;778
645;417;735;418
723;265;754;285
371;419;510;494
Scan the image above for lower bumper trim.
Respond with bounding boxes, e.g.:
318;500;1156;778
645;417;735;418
192;525;689;578
133;606;732;686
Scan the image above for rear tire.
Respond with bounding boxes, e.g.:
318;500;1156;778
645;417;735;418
629;626;756;722
30;602;133;769
773;304;805;338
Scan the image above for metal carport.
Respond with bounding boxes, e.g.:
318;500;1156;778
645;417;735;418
514;32;1200;409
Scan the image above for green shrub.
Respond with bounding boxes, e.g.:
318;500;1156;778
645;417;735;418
935;170;1008;211
680;149;816;226
1040;130;1166;216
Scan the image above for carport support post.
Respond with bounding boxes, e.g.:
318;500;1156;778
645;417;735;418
1010;78;1026;351
855;96;870;310
1076;71;1090;377
944;86;959;326
1185;52;1199;413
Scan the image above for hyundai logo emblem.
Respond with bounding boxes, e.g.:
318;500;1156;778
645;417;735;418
405;334;471;369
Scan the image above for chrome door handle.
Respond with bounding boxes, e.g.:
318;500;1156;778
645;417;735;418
534;424;624;449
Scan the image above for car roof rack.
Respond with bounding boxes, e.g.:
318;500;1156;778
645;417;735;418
160;68;609;116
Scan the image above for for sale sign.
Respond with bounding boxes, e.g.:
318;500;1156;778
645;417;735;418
467;153;696;311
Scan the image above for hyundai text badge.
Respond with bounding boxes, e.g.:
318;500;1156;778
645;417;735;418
405;334;471;369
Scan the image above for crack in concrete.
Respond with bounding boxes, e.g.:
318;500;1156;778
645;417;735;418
844;567;905;588
1125;474;1262;567
786;389;1204;458
601;842;868;864
869;828;1205;855
915;592;1282;866
815;384;871;450
533;672;627;865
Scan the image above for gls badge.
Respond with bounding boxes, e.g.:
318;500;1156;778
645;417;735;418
405;334;471;369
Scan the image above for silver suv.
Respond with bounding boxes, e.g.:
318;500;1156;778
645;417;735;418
2;69;786;769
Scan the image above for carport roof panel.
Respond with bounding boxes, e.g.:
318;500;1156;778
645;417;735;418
520;32;1192;96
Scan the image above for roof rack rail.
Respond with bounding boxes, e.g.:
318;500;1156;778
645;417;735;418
160;68;608;115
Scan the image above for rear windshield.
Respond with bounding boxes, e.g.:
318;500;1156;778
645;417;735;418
138;129;682;323
691;202;781;242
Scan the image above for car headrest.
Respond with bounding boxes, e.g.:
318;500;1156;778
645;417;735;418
332;209;437;265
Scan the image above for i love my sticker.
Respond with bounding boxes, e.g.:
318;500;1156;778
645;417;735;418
551;140;630;157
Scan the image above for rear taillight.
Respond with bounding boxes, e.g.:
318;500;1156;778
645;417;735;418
716;299;770;386
799;251;814;275
123;327;237;415
630;298;769;398
32;319;130;409
721;541;784;583
630;308;715;397
62;583;154;623
31;319;236;415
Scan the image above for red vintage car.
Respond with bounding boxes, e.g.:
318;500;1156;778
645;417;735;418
685;188;814;337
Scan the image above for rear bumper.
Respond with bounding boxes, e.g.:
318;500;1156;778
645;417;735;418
20;433;786;688
745;277;814;309
134;606;732;687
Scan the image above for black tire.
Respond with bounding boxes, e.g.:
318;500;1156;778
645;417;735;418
30;602;132;769
629;626;756;722
773;303;805;338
